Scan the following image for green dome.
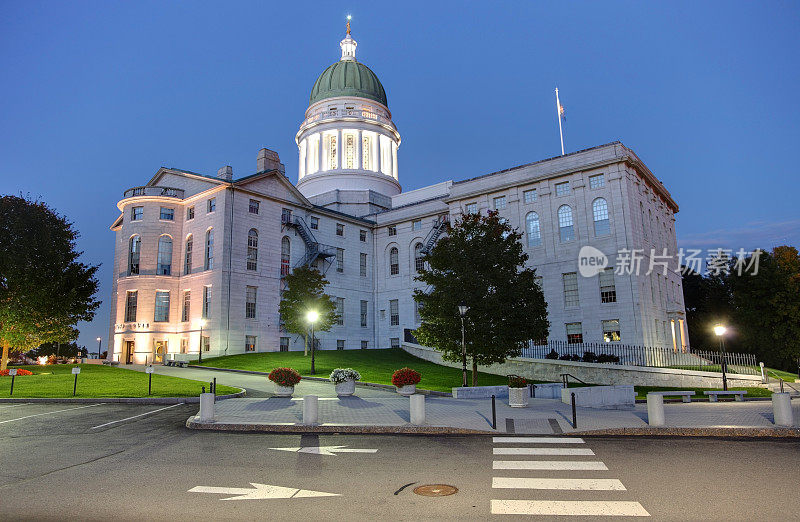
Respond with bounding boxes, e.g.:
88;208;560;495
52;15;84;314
309;61;387;107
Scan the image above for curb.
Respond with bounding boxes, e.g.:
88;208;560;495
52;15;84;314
185;416;490;435
569;427;800;438
0;388;246;404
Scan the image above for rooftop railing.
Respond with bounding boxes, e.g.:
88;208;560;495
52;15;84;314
123;186;185;199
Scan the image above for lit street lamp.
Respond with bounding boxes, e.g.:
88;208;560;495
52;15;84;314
96;337;102;359
307;310;319;375
197;319;207;364
713;324;728;391
458;302;469;387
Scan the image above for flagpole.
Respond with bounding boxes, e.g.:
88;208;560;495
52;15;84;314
555;87;564;156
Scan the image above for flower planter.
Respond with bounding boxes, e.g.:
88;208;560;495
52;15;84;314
396;384;416;396
335;380;356;396
273;385;295;397
508;386;529;408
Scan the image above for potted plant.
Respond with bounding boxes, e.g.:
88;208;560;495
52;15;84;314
508;375;528;408
268;367;301;397
391;367;421;396
329;368;361;396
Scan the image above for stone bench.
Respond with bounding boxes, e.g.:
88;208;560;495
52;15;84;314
164;360;188;368
704;390;747;402
647;391;696;403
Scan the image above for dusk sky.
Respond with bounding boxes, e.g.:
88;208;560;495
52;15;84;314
2;1;799;350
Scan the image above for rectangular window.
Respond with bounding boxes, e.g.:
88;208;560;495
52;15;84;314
249;199;260;214
245;286;257;319
336;248;344;272
523;189;537;204
566;322;583;344
599;268;617;303
187;206;195;220
279;337;290;352
589;174;605;189
336;223;345;236
327;134;338;170
202;286;211;318
362;135;371;170
182;291;190;322
414;300;421;323
154;291;170;322
336;297;345;325
345;133;355;169
202;336;210;352
180;338;188;354
602;319;621;342
131;206;143;221
389;299;399;326
465;203;477;215
207;198;216;213
310;216;319;230
245;335;256;352
337;339;345;351
125;291;137;322
160;207;174;220
387;225;397;236
555;181;571;196
562;272;579;308
205;230;214;270
184;237;193;274
280;208;293;225
390;338;400;349
360;253;367;277
361;340;369;350
360;300;368;327
493;196;507;210
412;219;421;231
359;229;367;242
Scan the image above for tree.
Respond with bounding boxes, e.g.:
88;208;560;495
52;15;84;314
413;211;549;385
0;195;100;370
278;265;338;346
27;341;84;359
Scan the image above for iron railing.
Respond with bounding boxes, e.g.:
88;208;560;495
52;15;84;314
123;186;185;198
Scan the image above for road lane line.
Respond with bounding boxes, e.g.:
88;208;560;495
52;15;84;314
493;436;584;444
0;403;30;410
491;500;649;516
90;404;181;429
492;477;626;491
493;460;608;470
493;447;594;456
0;403;102;424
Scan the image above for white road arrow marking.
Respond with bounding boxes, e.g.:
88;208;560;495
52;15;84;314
188;483;339;501
269;445;378;456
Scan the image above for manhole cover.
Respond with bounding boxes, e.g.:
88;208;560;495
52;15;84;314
413;484;458;497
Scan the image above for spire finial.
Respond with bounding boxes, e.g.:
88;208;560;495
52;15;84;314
340;15;357;61
346;15;351;35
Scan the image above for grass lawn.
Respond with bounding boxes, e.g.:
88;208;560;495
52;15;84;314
0;364;240;398
766;368;799;382
632;385;771;400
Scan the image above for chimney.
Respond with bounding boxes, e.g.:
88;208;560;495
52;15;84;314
257;148;285;174
217;165;233;180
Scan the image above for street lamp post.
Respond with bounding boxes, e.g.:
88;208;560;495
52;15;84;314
198;319;207;364
713;324;728;391
96;337;102;359
458;302;470;387
307;310;319;375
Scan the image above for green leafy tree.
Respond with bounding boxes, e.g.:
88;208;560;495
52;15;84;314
0;195;100;370
278;265;338;345
413;211;549;385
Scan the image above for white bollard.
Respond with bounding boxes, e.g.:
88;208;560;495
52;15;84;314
303;395;319;425
759;362;766;384
199;392;215;422
772;393;794;427
646;393;665;427
410;394;425;425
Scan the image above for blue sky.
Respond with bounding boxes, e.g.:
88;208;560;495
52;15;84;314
2;1;799;350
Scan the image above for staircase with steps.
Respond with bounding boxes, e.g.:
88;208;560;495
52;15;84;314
281;214;336;269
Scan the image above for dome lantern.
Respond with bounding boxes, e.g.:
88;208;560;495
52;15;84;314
340;16;357;62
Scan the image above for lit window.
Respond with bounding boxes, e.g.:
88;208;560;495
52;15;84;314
202;286;211;318
207;198;216;213
593;198;610;236
360;229;367;242
465;203;477;214
336;223;344;236
602;319;621;342
387;225;397;236
184;235;193;275
249;199;260;214
128;235;141;275
389;299;399;326
360;300;368;327
599;268;617;303
182;291;190;322
131;206;143;221
345;134;355;169
493;196;507;210
412;220;421;231
362;135;371;170
414;243;424;272
389;247;399;275
555;182;571;196
280;236;290;276
562;272;579;307
160;207;174;220
245;286;257;319
360;253;367;277
558;205;574;242
125;291;137;322
279;337;289;352
589;174;605;189
526;212;541;247
187;206;195;220
157;235;172;275
245;335;256;352
202;336;210;352
566;322;583;344
336;297;345;325
154;291;170;322
204;229;214;270
523;189;537;204
327;134;338;170
336;248;344;272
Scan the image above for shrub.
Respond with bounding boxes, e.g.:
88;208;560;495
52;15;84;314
268;367;301;387
508;375;527;388
596;353;621;364
391;367;421;387
545;349;559;360
0;368;33;376
329;368;361;384
558;354;572;361
581;351;598;363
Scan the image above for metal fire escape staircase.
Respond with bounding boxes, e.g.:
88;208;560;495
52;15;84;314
420;214;450;255
281;214;336;271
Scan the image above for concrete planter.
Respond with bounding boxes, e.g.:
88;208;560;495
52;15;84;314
396;384;416;396
335;380;356;396
508;387;529;408
273;385;295;397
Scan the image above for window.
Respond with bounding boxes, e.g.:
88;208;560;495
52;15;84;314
182;291;190;322
360;253;367;277
245;286;257;319
187;206;195;220
566;322;583;344
280;236;290;276
465;203;477;215
602;319;621;342
128;235;141;275
414;243;424;272
180;338;188;354
362;135;371;170
131;206;143;221
345;133;355;169
523;189;537;204
184;235;193;274
563;272;579;307
412;220;421;231
336;223;344;236
249;199;260;214
310;216;319;230
160;207;174;220
336;297;344;325
589;174;605;189
558;205;575;242
599;268;617;303
414;299;421;323
337;339;345;351
202;336;210;352
204;229;214;270
207;198;216;213
336;248;344;272
390;299;399;326
387;225;397;236
360;300;368;327
154;291;170;322
281;208;293;224
361;340;369;350
326;134;338;170
593;198;610;236
125;291;137;322
493;196;507;210
389;247;399;275
157;236;172;275
555;181;571;196
390;338;400;349
359;229;367;242
525;212;541;247
245;335;256;352
279;337;289;352
202;286;211;318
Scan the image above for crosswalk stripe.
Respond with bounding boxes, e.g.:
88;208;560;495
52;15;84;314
493;447;594;456
492;436;584;444
493;460;608;470
492;477;626;491
491;500;649;516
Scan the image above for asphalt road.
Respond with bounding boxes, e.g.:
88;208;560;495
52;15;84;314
1;402;798;521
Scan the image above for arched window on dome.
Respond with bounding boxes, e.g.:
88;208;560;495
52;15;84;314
558;205;574;243
344;132;356;169
389;247;399;275
593;198;611;236
247;229;258;271
325;133;338;170
157;235;173;275
414;243;424;272
280;236;291;276
526;212;542;247
128;235;141;275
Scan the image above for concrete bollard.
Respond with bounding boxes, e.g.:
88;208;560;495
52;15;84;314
199;392;215;422
410;394;425;425
303;395;319;425
647;393;665;427
772;393;794;427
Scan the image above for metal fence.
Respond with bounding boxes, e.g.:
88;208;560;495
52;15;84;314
518;340;760;375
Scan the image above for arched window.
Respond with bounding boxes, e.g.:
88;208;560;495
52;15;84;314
205;229;214;270
128;235;141;275
246;229;258;271
526;212;541;247
184;235;193;275
557;205;574;242
389;247;399;275
280;236;291;276
592;198;610;236
157;235;173;275
414;243;424;272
